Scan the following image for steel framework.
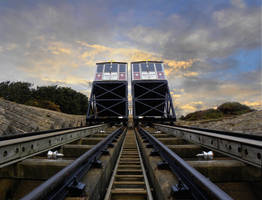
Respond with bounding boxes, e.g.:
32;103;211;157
87;81;128;125
132;80;176;125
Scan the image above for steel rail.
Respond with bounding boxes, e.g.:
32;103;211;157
172;124;262;140
135;129;154;200
103;128;127;200
154;124;262;168
21;126;126;200
138;127;233;200
0;126;86;141
0;124;108;168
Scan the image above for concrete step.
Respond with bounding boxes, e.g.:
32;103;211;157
167;144;202;158
158;138;187;145
63;144;93;157
81;138;105;145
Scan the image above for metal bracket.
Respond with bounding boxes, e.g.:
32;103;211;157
157;161;169;170
69;177;86;197
108;143;114;148
146;144;153;148
92;159;103;168
171;181;191;199
143;139;148;143
150;149;159;156
102;149;110;155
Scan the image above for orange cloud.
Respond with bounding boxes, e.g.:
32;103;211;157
172;94;181;99
42;76;91;86
183;71;199;77
242;101;262;109
180;104;196;111
77;41;198;74
163;59;199;75
48;42;72;55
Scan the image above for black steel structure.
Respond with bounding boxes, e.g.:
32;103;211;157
131;61;176;125
86;62;128;125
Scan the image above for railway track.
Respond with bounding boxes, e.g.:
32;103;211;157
0;124;261;199
104;129;153;200
138;125;262;200
0;125;126;200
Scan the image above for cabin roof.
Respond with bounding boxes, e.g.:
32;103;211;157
96;62;128;65
131;61;163;64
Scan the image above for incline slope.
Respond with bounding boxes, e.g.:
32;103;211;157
0;98;86;136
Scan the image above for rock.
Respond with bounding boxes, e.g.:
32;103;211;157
0;99;86;136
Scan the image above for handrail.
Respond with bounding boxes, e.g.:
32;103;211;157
138;127;233;200
21;126;126;200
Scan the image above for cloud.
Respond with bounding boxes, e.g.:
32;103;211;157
180;104;196;112
126;1;261;60
42;77;92;86
0;0;260;117
243;101;262;110
183;71;199;77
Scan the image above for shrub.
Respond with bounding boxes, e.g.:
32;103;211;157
217;102;253;115
183;109;223;121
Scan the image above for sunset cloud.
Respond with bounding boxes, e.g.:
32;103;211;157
0;0;260;116
243;101;262;110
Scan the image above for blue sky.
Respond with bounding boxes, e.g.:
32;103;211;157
0;0;261;115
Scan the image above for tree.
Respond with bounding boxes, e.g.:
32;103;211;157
0;81;88;115
0;81;32;104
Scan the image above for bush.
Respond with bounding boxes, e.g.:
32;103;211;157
182;109;223;121
217;102;253;115
181;102;254;121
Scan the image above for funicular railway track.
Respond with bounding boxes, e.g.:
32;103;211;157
104;129;153;200
1;61;262;199
0;125;127;200
2;124;260;200
137;125;262;200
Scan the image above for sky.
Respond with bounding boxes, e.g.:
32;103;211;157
0;0;261;116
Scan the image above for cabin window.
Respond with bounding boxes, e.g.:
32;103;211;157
156;63;163;72
141;63;147;72
148;63;155;72
97;65;103;73
119;64;126;72
133;64;139;72
104;64;111;72
111;63;118;72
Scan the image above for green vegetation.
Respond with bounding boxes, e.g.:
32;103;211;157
217;102;253;115
180;102;254;121
0;81;88;115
